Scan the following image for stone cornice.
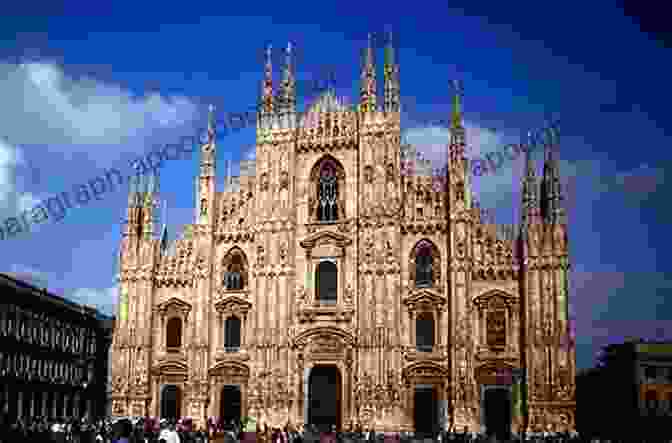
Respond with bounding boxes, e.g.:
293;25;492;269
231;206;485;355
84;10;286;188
403;288;447;311
299;229;352;250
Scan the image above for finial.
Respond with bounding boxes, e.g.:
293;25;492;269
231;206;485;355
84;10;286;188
451;80;463;128
207;104;216;142
384;29;396;67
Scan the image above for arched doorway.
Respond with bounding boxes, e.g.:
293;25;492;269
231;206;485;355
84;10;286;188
220;385;242;429
308;365;341;432
483;387;511;440
160;385;181;420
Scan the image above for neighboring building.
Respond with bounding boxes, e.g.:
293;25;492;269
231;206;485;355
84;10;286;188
577;340;672;439
0;273;113;423
111;36;576;435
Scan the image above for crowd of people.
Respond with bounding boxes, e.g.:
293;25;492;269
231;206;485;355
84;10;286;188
0;414;669;443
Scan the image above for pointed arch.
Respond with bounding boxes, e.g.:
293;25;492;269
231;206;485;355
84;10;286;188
409;239;441;288
222;246;249;291
309;155;346;222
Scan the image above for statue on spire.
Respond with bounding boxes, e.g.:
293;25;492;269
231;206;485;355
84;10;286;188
207;104;216;144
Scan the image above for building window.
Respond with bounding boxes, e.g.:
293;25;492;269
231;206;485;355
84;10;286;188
224;316;241;352
224;271;243;290
416;312;435;352
223;248;248;291
411;240;440;288
316;261;338;304
166;317;182;350
318;162;339;222
310;156;345;223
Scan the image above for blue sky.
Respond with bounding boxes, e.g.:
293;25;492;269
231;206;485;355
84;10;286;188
0;1;670;369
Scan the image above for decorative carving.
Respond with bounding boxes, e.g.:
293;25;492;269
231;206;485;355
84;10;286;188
344;284;354;305
279;242;288;263
280;170;289;190
256;244;265;267
310;335;343;354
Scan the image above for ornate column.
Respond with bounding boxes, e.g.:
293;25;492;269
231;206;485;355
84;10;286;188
17;390;23;420
409;308;416;348
160;314;166;353
512;303;520;353
218;312;224;351
241;314;247;346
480;308;486;349
28;391;34;418
345;348;353;423
151;376;159;417
508;303;514;353
434;308;441;348
41;392;48;417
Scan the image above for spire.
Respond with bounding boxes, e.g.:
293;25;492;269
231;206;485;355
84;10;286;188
540;120;565;224
449;80;466;162
521;131;541;230
140;170;159;238
277;42;296;115
127;173;140;207
124;174;141;238
451;79;463;129
260;44;274;117
200;105;216;177
383;31;400;113
159;199;168;254
207;103;216;144
359;33;377;113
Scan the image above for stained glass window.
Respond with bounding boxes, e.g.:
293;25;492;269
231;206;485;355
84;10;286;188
318;162;339;222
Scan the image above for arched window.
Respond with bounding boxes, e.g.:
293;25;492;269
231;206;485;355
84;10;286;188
316;261;338;304
415;241;434;288
416;312;435;352
223;248;248;291
318;161;339;222
166;317;182;350
224;316;241;352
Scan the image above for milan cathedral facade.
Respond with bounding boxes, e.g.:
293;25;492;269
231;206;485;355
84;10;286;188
111;35;576;434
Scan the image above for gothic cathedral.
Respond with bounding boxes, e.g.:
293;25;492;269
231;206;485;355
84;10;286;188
111;35;576;434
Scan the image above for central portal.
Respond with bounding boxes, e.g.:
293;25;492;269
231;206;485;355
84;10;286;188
220;385;242;429
308;365;342;432
160;385;181;421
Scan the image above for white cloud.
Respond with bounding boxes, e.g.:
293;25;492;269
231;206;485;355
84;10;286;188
0;62;199;163
0;137;39;220
69;286;118;317
403;120;519;213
